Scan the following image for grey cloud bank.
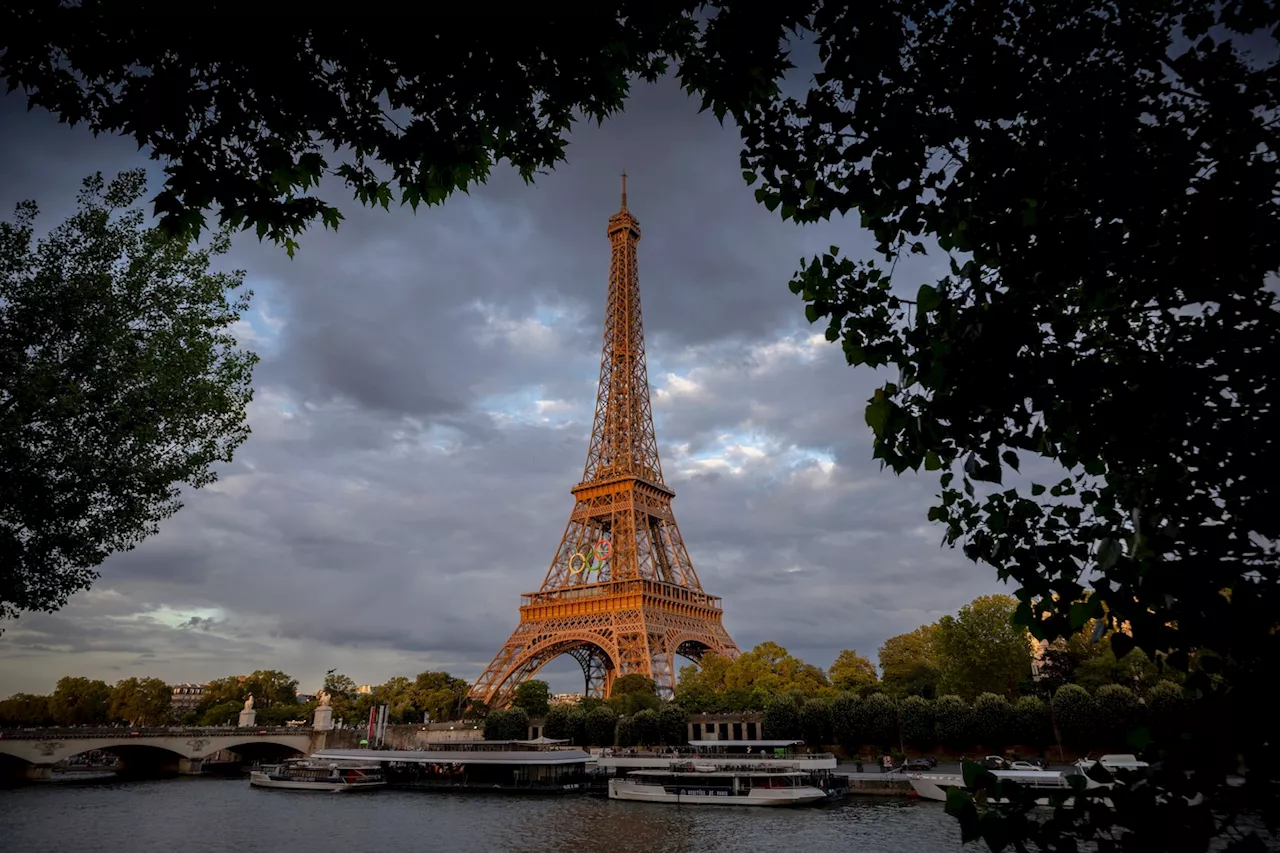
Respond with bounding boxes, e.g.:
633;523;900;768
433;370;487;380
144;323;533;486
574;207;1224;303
0;78;1007;697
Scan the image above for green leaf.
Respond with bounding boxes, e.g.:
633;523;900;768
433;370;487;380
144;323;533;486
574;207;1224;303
1098;538;1122;571
961;758;988;788
1031;483;1046;496
865;390;893;435
804;304;820;323
1084;760;1114;785
925;450;943;471
979;811;1011;853
945;787;981;843
917;283;943;312
1069;601;1095;630
1001;450;1019;472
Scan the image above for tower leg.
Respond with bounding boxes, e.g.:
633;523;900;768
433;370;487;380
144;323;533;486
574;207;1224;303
569;647;615;699
649;634;677;700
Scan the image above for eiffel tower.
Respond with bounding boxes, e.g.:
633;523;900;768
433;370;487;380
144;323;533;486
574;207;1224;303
470;176;740;708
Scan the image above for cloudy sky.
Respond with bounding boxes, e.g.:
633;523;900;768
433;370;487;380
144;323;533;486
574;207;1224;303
0;76;1008;698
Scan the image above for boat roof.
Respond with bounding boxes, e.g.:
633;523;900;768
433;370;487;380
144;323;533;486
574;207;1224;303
686;740;803;748
311;748;591;766
631;768;806;777
993;770;1070;780
914;770;1068;781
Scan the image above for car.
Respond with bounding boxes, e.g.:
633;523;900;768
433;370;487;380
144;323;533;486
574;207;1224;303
1008;761;1045;772
981;755;1007;770
904;757;934;771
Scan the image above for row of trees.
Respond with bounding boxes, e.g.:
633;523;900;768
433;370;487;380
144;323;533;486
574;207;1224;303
0;668;475;729
675;594;1165;713
760;681;1187;756
0;676;172;727
486;672;1186;755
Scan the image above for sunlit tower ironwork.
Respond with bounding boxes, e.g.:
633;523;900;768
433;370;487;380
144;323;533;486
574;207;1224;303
469;175;740;708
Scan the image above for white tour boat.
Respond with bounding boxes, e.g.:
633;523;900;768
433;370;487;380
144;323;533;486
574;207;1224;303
608;764;828;807
250;758;386;792
907;769;1080;805
1074;754;1150;775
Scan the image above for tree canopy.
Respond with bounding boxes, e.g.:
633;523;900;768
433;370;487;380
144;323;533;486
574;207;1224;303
934;595;1034;701
877;625;940;698
675;642;834;711
0;3;708;252
107;677;171;727
512;679;551;718
828;649;879;693
0;170;258;621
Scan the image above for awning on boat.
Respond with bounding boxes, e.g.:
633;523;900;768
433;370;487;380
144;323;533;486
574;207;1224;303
687;740;804;748
517;736;572;745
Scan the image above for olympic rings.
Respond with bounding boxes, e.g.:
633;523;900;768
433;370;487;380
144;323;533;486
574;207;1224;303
569;552;588;574
594;539;612;561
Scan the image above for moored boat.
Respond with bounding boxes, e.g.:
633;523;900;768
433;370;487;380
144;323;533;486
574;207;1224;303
1074;753;1150;774
907;769;1080;805
249;758;386;792
608;764;828;807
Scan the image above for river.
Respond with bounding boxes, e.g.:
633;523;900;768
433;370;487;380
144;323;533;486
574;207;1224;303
0;774;963;852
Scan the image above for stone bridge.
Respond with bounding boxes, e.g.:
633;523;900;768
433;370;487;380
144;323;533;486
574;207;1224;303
0;727;336;781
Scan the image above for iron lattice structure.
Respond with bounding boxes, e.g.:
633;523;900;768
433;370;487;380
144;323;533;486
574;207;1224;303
470;177;739;708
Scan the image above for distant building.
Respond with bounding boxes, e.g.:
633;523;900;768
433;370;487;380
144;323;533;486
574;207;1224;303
171;683;205;717
356;685;373;695
550;693;584;706
296;693;317;705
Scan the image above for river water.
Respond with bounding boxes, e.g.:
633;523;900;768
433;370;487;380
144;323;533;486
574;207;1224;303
0;774;963;853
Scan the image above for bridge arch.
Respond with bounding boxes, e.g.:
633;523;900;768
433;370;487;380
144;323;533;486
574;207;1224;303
491;631;620;708
203;739;306;763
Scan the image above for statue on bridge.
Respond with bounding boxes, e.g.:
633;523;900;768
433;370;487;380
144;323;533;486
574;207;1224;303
243;695;254;711
317;690;331;707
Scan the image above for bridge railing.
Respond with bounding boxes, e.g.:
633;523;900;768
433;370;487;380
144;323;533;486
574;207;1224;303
0;726;313;739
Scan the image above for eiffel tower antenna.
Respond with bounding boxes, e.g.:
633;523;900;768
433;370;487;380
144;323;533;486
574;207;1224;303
469;183;740;707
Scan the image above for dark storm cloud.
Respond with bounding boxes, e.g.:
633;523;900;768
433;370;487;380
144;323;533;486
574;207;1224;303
0;76;1008;696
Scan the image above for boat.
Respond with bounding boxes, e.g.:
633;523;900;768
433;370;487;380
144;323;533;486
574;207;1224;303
907;769;1082;805
249;758;386;792
608;763;829;806
1074;753;1150;774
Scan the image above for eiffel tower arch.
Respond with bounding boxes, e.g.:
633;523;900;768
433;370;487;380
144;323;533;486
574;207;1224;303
470;176;740;709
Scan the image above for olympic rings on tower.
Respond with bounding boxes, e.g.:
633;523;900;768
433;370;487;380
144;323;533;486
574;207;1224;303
568;552;588;574
594;539;612;561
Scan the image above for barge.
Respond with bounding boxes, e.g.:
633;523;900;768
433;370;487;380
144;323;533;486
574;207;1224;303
310;742;592;793
609;764;829;807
